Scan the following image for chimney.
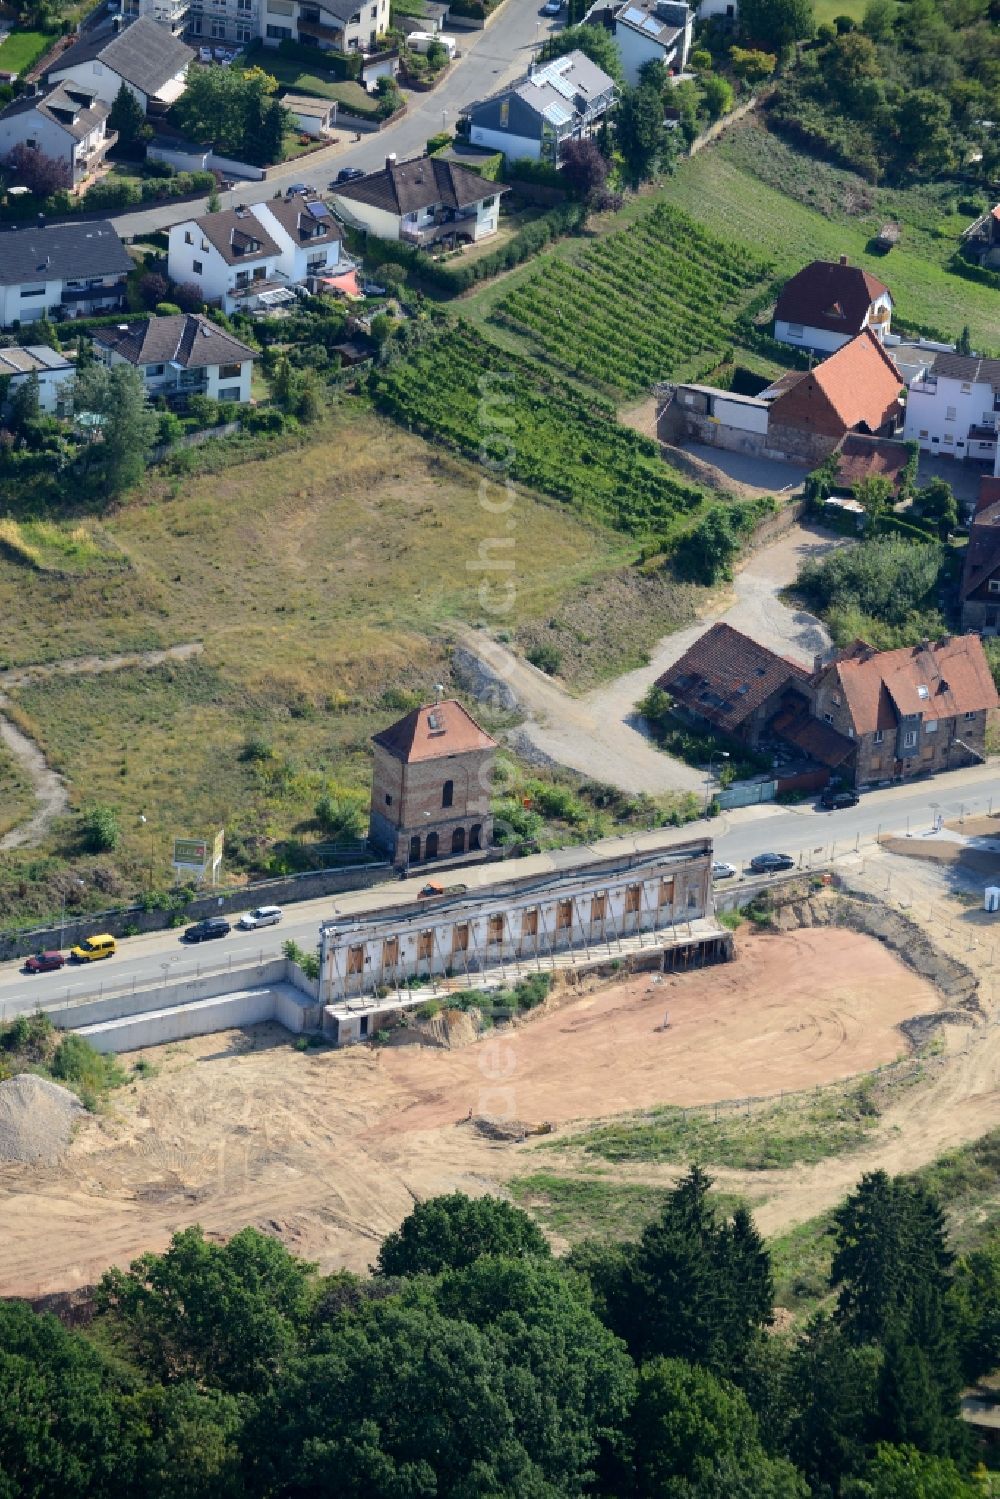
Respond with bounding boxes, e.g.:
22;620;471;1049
839;254;848;266
385;152;396;171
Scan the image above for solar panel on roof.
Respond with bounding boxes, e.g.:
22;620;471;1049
543;101;573;125
307;200;331;219
546;69;576;100
622;6;647;21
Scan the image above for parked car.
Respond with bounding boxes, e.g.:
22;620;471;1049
821;789;860;811
183;917;232;943
362;280;387;297
69;933;116;962
23;950;66;974
334;167;366;184
749;852;795;874
711;862;737;880
237;905;283;930
540;1;562;14
287;183;311;196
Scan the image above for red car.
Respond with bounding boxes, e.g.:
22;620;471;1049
23;950;66;974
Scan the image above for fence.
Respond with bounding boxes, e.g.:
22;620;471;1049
718;778;777;810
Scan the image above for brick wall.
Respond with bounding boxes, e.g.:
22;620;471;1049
370;743;495;865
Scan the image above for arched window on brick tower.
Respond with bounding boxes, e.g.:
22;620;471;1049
452;827;465;855
442;779;454;808
426;830;439;859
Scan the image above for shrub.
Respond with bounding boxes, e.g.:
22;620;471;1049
80;804;120;853
527;642;562;675
239;736;273;762
51;1033;125;1102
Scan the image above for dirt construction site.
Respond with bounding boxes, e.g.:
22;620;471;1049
3;837;1000;1296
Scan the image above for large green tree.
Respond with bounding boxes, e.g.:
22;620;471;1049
173;65;288;166
785;1314;881;1493
72;364;159;497
739;0;814;51
538;23;624;81
375;1193;550;1277
616;82;669;186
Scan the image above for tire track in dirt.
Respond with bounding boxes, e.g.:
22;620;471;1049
0;642;203;852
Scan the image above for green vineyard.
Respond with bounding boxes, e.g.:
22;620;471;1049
369;322;704;536
489;204;772;398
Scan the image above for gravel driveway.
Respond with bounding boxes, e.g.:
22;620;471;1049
462;521;845;796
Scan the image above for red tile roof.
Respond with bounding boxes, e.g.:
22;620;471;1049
835;434;911;494
829;636;998;734
768;330;904;438
372;698;496;763
775;259;891;336
975;476;1000;516
656;622;809;733
770;705;855;767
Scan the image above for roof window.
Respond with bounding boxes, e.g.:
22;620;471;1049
917;685;929;699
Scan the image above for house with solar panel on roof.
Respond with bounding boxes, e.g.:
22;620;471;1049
462;50;617;165
582;0;693;86
167;191;344;313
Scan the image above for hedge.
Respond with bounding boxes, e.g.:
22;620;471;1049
272;36;362;77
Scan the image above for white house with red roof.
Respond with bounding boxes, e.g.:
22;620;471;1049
774;256;893;357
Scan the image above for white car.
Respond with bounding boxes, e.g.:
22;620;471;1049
238;905;283;930
712;861;737;880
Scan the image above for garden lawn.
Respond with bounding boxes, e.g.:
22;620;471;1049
0;27;57;74
264;54;377;112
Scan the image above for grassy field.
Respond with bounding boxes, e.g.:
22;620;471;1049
0;740;36;840
0;27;56;74
545;1077;896;1171
0;404;668;892
508;1171;746;1244
264;55;377;112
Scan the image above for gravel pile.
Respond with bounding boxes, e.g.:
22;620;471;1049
0;1073;84;1165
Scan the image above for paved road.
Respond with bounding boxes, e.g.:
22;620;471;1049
463;520;843;795
111;0;561;239
2;760;998;1020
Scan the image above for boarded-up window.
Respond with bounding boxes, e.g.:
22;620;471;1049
658;878;674;908
521;908;538;938
556;899;573;930
417;930;433;960
382;937;399;966
591;893;606;922
625;884;641;914
452;923;469;954
488;914;504;944
347;944;364;975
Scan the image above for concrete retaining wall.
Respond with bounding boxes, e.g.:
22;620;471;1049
75;981;318;1052
43;958;291;1031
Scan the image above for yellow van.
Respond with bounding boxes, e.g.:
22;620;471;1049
69;933;116;963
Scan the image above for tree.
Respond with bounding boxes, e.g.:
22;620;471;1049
97;1225;313;1395
559;136;609;201
915;478;958;539
844;1443;981;1499
895;90;957;175
108;80;151;154
617;82;668;186
173;65;286;165
739;0;814;51
951;1242;1000;1381
539;22;624;81
9;372;40;435
633;1357;808;1498
314;784;367;839
4;141;71;197
375;1193;550;1276
205;185;221;214
861;0;896;42
785;1314;881;1492
956;324;972;356
701;71;735;119
72;362;160;496
80;803;120;852
138;271;169;309
729;45;777;84
674;505;744;583
853;475;894;535
821;31;882;109
172;281;205;314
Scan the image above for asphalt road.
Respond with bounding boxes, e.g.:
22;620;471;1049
2;761;998;1021
110;0;562;240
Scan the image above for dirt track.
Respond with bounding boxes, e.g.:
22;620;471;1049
0;926;948;1296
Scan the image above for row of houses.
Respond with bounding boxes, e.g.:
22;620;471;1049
658;623;999;790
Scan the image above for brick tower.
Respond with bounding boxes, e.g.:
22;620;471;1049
368;698;496;867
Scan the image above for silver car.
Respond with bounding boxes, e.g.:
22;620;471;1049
238;905;283;930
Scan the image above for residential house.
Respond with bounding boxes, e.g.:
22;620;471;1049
0;82;115;190
656;622;812;747
330;154;507;247
774;256;893;356
256;0;389;55
0;344;75;415
0;218;132;327
961;205;1000;272
959;478;1000;635
664;330;904;466
47;16;194;114
811;635;998;786
255;191;344;281
463;50;617;164
904;351;1000;469
122;0;191;36
583;0;693;85
92;312;257;403
167;205;287;312
368;697;497;866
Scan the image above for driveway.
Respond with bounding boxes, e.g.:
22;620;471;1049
111;0;562;239
682;443;810;495
462;520;844;796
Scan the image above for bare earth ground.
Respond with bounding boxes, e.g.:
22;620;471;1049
0;926;946;1296
461;521;844;795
